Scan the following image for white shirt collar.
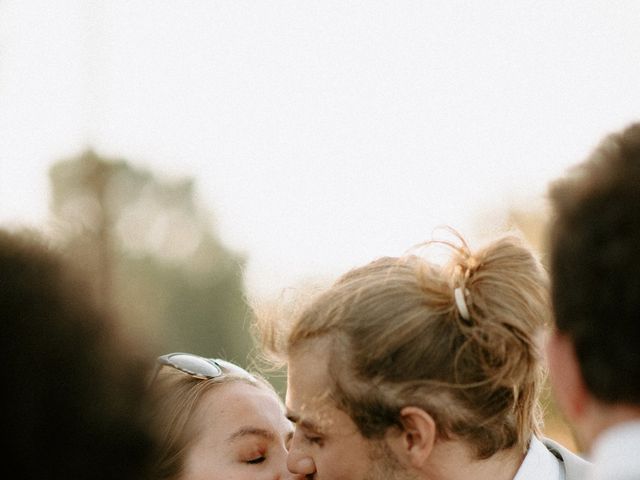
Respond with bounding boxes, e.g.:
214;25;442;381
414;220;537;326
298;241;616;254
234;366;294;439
589;419;640;480
514;436;565;480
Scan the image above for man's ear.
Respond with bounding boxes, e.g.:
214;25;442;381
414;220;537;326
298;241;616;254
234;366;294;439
546;330;589;422
393;406;437;469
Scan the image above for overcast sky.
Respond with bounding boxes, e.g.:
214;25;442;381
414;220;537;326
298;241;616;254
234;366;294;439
1;0;639;298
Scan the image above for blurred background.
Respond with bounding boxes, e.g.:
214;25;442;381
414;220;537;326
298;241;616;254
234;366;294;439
2;0;639;453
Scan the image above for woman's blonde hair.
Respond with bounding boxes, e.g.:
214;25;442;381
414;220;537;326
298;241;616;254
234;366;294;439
257;231;550;459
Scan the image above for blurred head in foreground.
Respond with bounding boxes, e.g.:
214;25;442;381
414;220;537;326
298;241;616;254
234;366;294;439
546;122;640;455
0;228;158;479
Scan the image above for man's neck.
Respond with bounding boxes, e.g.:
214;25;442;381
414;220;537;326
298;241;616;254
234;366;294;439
422;440;526;480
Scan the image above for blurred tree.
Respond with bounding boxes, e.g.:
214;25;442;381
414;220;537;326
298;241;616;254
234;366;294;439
48;149;253;364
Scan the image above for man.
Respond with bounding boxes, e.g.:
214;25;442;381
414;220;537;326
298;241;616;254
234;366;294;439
257;234;588;479
0;229;159;479
546;122;640;479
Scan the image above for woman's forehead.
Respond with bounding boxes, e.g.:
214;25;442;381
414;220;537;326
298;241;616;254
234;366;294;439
194;382;288;432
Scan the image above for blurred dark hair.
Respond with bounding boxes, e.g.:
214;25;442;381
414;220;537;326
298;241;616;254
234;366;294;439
0;228;159;479
548;122;640;404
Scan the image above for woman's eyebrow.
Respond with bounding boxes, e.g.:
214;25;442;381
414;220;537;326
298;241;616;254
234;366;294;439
227;426;275;443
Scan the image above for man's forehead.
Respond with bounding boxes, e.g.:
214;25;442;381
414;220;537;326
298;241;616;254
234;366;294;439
285;360;332;417
285;340;338;430
287;340;332;392
285;398;342;435
285;385;362;438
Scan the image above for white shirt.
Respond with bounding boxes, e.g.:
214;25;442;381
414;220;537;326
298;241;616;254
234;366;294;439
514;436;565;480
589;419;640;480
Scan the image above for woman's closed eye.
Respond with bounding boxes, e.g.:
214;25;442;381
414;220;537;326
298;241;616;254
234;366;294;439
238;444;268;465
246;455;266;465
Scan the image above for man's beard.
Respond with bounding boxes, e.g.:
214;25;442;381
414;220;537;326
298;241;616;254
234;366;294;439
365;439;420;480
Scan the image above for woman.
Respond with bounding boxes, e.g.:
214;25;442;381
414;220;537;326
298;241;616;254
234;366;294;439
149;352;301;480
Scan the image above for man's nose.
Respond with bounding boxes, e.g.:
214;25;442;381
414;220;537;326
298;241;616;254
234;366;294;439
287;445;315;475
281;468;308;480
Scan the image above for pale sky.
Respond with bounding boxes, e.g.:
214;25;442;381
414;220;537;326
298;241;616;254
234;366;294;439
1;0;639;299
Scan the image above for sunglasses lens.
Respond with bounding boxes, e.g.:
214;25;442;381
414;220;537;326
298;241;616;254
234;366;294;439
214;358;255;379
166;353;222;378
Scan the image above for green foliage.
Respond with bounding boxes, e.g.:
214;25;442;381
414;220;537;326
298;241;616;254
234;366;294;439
48;149;254;365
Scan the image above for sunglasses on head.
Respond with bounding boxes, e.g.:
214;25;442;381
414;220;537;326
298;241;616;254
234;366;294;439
155;352;254;381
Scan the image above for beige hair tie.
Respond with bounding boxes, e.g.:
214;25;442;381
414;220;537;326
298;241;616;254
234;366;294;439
454;287;470;321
